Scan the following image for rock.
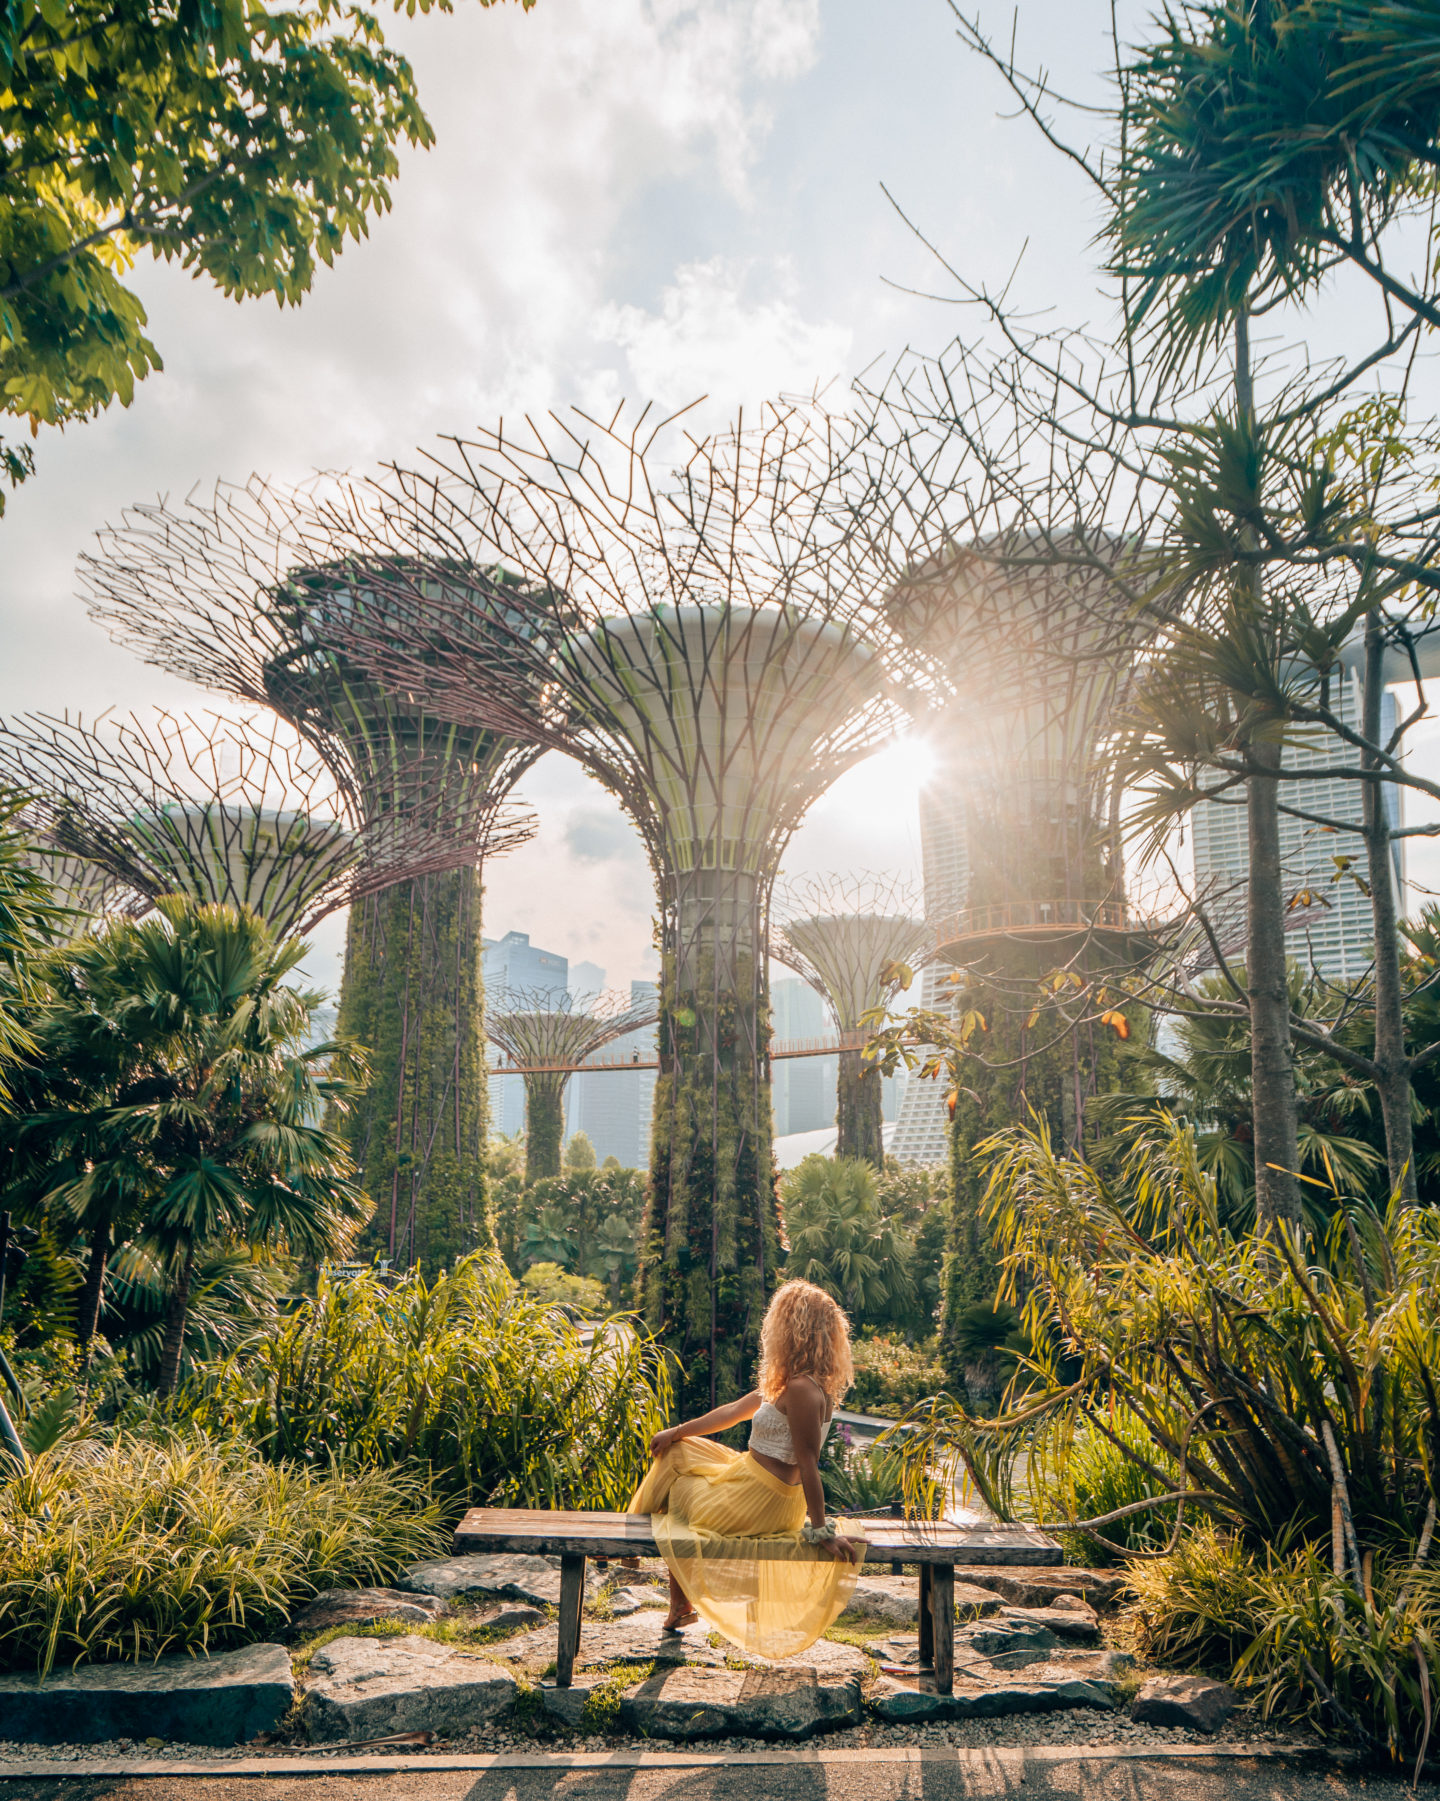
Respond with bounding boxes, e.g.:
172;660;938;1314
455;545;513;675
304;1635;516;1742
956;1618;1059;1659
490;1615;869;1686
871;1672;1115;1723
841;1576;1003;1626
0;1643;293;1747
1132;1675;1238;1733
956;1566;1128;1610
398;1554;595;1609
482;1606;547;1636
288;1588;444;1638
619;1663;862;1740
608;1584;666;1617
1001;1601;1100;1640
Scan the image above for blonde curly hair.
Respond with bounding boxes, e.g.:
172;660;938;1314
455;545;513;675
757;1279;854;1405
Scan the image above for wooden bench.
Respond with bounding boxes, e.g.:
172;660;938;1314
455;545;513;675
453;1507;1061;1694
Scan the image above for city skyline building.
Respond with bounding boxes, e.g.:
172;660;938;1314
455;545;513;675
1190;673;1403;982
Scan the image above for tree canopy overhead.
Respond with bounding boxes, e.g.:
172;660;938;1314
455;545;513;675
0;0;533;507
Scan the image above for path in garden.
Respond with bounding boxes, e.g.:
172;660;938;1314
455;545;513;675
0;1748;1391;1801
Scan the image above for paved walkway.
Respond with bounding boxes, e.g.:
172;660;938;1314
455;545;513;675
0;1746;1390;1801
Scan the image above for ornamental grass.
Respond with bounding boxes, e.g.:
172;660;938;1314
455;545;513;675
0;1435;444;1675
181;1252;671;1509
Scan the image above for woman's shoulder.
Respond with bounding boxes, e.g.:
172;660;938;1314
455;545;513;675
780;1372;828;1412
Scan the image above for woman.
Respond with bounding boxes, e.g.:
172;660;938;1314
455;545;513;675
629;1278;867;1659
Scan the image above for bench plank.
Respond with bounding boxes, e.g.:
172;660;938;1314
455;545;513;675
452;1508;1060;1566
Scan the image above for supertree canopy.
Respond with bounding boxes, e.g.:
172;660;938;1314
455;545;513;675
886;542;1151;965
300;402;920;1404
79;486;541;1271
0;709;473;935
487;987;659;1187
772;872;929;1168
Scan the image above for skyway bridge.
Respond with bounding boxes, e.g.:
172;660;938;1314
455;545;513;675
487;1030;873;1077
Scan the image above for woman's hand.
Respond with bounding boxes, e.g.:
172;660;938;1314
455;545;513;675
816;1534;864;1565
650;1427;679;1459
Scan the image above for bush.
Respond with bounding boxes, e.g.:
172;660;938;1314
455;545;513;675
849;1334;948;1416
180;1252;670;1509
1037;1414;1180;1565
1128;1525;1440;1770
0;1435;444;1674
521;1261;607;1315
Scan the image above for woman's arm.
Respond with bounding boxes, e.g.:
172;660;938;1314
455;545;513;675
785;1379;862;1564
650;1391;763;1457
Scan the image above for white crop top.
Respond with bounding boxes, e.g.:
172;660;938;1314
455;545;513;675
748;1398;833;1464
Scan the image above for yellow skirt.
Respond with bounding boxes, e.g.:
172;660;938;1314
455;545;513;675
629;1438;866;1660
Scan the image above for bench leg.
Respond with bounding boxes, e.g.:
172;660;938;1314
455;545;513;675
916;1564;933;1669
930;1566;955;1694
556;1552;586;1688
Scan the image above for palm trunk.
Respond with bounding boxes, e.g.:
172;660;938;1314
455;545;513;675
1361;614;1417;1202
835;1050;885;1167
156;1243;197;1397
75;1223;111;1353
1234;308;1302;1232
1248;738;1303;1228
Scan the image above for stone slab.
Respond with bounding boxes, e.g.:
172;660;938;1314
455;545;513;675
608;1584;668;1617
1133;1675;1237;1732
619;1663;863;1740
482;1606;547;1636
956;1567;1128;1610
1001;1602;1100;1641
303;1635;515;1742
288;1588;444;1639
489;1616;871;1679
956;1619;1059;1658
0;1643;292;1747
399;1554;593;1609
871;1672;1116;1722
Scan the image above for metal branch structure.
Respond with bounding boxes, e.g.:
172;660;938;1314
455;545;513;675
284;401;925;1404
80;483;545;1273
772;873;929;1167
0;709;497;935
487;988;660;1187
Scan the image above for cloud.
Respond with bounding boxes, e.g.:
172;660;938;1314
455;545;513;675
592;257;852;416
564;805;647;864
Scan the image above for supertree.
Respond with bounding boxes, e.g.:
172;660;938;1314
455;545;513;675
0;709;495;934
288;402;926;1405
486;987;659;1187
80;486;542;1270
772;873;929;1167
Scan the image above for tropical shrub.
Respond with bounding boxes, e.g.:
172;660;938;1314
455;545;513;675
893;1120;1440;1764
849;1333;947;1417
896;1122;1440;1552
781;1155;916;1327
181;1253;670;1508
0;1435;444;1674
821;1429;908;1514
1128;1525;1440;1771
520;1261;607;1314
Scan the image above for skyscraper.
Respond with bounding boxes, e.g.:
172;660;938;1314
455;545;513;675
771;977;835;1136
571;980;659;1167
889;765;966;1165
1190;674;1402;981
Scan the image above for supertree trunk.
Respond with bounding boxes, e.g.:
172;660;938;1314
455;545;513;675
640;872;781;1412
835;1051;884;1166
523;1073;566;1185
339;867;491;1271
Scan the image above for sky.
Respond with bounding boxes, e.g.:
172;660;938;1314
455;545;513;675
3;0;1435;999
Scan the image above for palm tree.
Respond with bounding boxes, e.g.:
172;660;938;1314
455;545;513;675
780;1155;916;1325
3;899;369;1390
1090;968;1382;1227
